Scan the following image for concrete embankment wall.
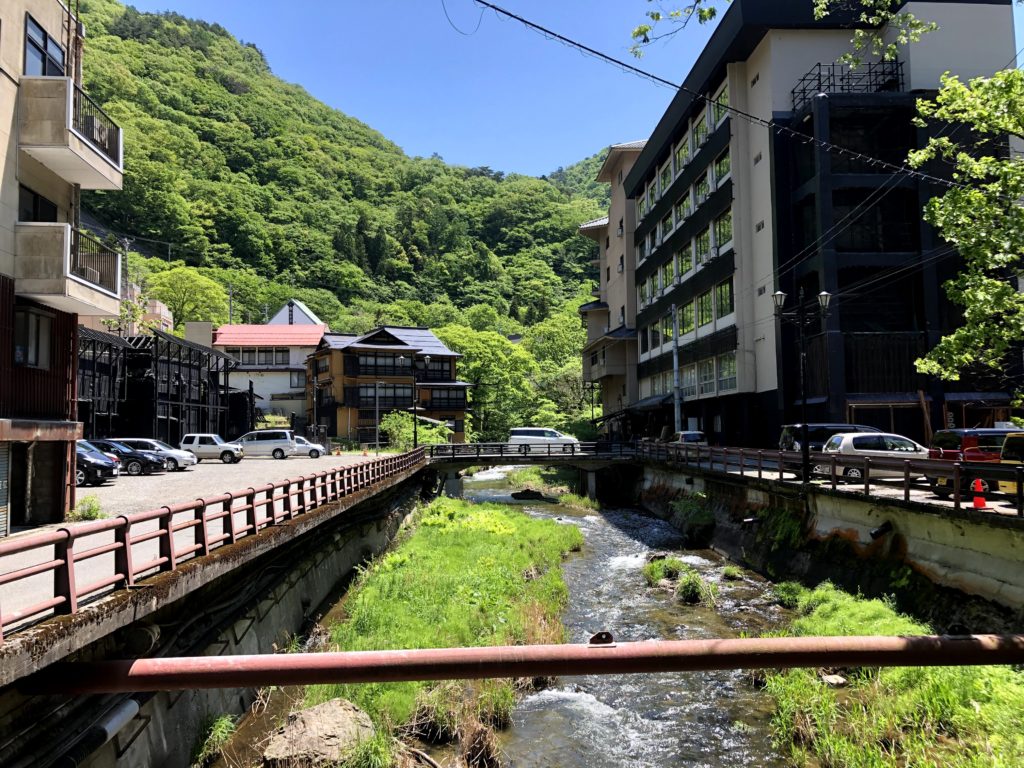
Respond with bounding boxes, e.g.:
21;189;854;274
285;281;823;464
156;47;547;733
633;464;1024;629
0;474;431;768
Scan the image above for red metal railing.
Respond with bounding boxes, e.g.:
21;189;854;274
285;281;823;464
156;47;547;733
0;448;426;642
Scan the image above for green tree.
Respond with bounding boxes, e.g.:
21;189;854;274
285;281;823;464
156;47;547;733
378;411;451;450
147;266;228;329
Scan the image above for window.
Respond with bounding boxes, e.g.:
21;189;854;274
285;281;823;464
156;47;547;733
639;281;649;305
674;196;691;227
648;231;657;255
657;264;666;292
682;364;697;397
660;213;673;242
659;162;672;196
713;83;730;124
647;183;656;210
14;307;51;369
225;347;241;359
290;371;306;388
717;352;737;391
646;276;655;300
242;348;257;365
715;210;733;248
697;291;714;326
675;140;690;174
679;301;694;334
618;254;624;273
316;356;329;374
698;359;716;395
715;278;734;317
693;110;708;148
18;186;57;223
25;15;65;77
275;347;289;364
665;256;676;285
618;305;625;326
650;322;661;348
636;198;645;222
640;326;650;354
695;173;710;204
714;150;731;183
678;247;693;277
258;348;274;365
695;228;711;264
606;266;611;283
661;313;674;342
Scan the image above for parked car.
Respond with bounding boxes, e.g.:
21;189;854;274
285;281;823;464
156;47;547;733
115;438;198;471
237;429;298;459
508;427;580;453
88;438;167;476
664;431;708;445
180;433;245;463
927;428;1014;498
75;441;119;487
295;435;326;458
994;432;1024;496
820;432;928;479
779;423;881;452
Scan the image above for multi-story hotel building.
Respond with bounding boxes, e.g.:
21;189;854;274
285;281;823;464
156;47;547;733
306;326;469;445
622;0;1015;446
579;141;645;437
0;2;124;531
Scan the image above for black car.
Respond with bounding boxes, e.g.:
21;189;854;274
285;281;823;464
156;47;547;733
88;438;167;476
75;443;119;487
778;423;882;452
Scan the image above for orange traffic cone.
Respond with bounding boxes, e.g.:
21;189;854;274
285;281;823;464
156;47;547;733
971;478;988;510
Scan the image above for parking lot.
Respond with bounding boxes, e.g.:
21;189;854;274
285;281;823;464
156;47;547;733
77;452;372;517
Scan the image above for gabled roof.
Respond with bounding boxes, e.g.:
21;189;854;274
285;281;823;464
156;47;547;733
578;300;609;314
213;323;327;347
578;216;609;232
317;327;459;358
268;299;325;327
378;327;459;358
596;140;647;183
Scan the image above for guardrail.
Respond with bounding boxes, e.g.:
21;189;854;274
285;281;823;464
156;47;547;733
637;443;1024;516
0;448;426;642
427;442;637;460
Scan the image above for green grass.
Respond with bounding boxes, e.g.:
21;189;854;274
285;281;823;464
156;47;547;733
674;569;718;606
190;714;235;768
764;582;1024;767
721;565;743;581
507;466;576;494
67;495;103;522
344;732;396;768
641;557;688;585
306;497;583;738
556;492;598;510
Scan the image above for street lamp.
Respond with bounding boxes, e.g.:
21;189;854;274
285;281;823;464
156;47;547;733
374;380;385;456
398;354;431;448
773;287;831;484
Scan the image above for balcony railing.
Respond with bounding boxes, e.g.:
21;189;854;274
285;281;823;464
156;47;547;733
72;229;119;294
426;397;467;410
792;60;904;113
73;83;121;168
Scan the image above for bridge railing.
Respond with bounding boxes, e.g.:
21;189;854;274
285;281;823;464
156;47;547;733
636;443;1024;516
427;441;637;460
0;448;426;642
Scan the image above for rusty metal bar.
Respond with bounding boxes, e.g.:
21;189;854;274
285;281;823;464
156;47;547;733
27;634;1024;695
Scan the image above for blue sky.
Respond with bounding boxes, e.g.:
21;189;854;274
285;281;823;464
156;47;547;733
122;0;1024;177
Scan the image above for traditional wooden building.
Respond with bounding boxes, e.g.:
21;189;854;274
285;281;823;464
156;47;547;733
306;327;468;445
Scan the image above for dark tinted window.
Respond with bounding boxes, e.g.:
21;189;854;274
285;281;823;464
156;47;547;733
852;435;885;450
199;436;215;445
976;434;1009;450
1002;437;1024;463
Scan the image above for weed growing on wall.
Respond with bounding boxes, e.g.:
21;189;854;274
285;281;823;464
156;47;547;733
669;492;715;547
67;496;103;522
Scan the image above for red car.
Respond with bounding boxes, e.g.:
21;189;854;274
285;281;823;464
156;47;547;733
928;428;1015;497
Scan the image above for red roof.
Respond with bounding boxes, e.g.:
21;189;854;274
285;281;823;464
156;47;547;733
213;324;327;347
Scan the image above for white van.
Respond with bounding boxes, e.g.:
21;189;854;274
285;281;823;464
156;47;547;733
508;427;580;453
238;429;298;459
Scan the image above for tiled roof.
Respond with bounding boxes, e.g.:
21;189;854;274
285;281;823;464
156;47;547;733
319;327;459;358
79;325;130;347
214;324;327;347
611;140;647;150
379;327;459;358
578;216;609;231
578;300;609;313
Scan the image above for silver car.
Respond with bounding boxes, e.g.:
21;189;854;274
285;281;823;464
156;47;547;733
295;435;327;458
820;432;928;479
180;433;245;463
116;438;198;471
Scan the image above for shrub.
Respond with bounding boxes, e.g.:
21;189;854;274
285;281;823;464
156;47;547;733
772;581;803;609
641;557;687;586
190;715;235;768
556;493;598;510
675;569;718;606
722;565;743;581
68;496;103;522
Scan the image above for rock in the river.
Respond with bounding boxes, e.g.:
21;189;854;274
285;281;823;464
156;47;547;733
820;673;848;688
263;699;375;767
510;489;555;502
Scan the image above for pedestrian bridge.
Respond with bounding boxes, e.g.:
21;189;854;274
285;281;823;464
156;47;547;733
425;441;637;469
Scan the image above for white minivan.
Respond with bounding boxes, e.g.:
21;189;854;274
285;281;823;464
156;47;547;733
508;427;580;453
238;429;298;459
820;432;928;479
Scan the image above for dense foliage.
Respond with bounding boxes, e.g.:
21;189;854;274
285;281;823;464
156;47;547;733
78;0;607;436
545;147;612;208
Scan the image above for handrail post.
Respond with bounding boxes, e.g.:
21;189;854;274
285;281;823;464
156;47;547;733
863;458;870;496
830;455;837;490
778;450;784;481
245;489;257;532
283;479;294;520
195;499;210;556
757;450;763;479
53;530;78;615
953;463;962;512
223;495;236;543
158;507;176;572
903;460;911;503
114;515;135;587
1016;466;1024;517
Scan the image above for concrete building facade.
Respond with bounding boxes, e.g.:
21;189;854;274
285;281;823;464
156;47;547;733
621;0;1016;446
0;1;124;530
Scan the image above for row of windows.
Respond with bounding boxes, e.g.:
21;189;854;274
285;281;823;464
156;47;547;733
645;350;737;398
224;347;291;365
26;15;65;77
637;81;729;221
640;278;734;354
638;149;732;265
638;210;733;309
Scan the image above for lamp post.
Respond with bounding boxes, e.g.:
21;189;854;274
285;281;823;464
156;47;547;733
374;380;384;456
773;287;832;484
413;355;430;448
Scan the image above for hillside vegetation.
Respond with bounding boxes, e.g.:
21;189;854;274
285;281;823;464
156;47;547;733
78;0;604;438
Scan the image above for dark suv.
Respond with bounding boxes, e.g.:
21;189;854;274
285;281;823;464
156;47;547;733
778;423;881;452
928;428;1015;498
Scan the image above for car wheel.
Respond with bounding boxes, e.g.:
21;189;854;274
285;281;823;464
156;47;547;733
220;451;235;464
166;458;179;471
519;445;531;455
75;468;87;487
272;448;286;460
126;460;143;476
811;464;828;476
309;449;321;459
844;467;864;480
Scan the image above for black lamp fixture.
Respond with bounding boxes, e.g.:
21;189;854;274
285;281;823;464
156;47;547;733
774;287;832;484
399;353;431;448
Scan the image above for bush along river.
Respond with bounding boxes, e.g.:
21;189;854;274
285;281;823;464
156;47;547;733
207;465;1024;768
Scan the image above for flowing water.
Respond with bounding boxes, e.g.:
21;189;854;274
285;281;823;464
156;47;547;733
464;467;789;768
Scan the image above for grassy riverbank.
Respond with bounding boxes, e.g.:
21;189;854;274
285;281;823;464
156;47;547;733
766;582;1024;767
306;496;583;759
507;466;576;495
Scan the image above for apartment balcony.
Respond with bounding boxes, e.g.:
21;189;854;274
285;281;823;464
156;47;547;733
792;60;904;113
18;77;123;190
589;358;627;380
15;224;121;316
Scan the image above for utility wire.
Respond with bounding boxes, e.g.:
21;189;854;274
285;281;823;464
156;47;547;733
472;0;964;191
441;0;485;36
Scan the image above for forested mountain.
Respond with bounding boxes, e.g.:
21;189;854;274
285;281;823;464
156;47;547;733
546;148;611;208
79;0;603;333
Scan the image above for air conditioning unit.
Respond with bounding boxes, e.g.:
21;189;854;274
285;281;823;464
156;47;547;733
616;225;624;237
708;246;720;260
617;263;624;273
75;265;101;284
709;176;718;192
